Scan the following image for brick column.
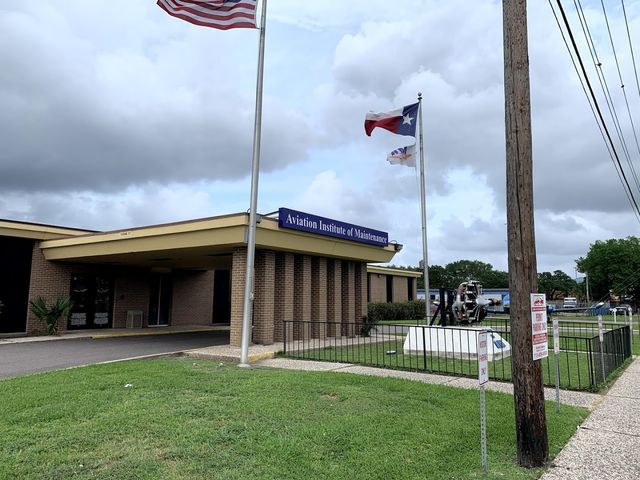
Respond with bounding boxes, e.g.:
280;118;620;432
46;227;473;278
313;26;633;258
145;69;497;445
326;259;342;337
26;244;73;335
311;257;327;339
253;250;276;345
354;262;368;322
230;247;247;347
293;254;312;340
274;252;294;342
341;260;355;336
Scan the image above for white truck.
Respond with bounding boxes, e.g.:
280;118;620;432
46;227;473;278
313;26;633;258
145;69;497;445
562;297;578;308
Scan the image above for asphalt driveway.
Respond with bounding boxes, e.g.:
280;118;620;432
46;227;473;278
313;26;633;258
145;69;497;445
0;331;229;379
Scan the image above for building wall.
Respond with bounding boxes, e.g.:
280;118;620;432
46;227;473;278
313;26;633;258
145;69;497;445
311;257;328;338
273;252;294;342
341;260;355;333
171;270;214;327
368;273;387;303
230;248;247;347
112;272;150;328
392;276;409;303
23;242;406;343
253;250;275;344
326;258;342;337
26;243;74;335
354;262;367;321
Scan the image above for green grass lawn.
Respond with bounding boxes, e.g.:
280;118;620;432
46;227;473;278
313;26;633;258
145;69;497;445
0;357;587;480
296;338;604;390
363;319;635;390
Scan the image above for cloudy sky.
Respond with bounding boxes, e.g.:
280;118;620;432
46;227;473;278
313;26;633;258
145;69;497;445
2;0;640;276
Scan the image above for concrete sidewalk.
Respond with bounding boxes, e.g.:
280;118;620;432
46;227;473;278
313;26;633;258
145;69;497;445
0;324;229;345
541;356;640;479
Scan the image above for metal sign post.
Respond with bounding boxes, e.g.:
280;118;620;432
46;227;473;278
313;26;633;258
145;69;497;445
598;315;606;384
478;331;489;473
553;318;560;413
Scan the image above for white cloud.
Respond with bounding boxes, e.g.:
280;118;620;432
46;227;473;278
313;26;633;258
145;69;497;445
1;0;640;279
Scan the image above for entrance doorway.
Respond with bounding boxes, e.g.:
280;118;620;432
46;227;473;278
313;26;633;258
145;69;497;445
149;273;173;326
212;269;231;324
68;275;113;330
0;237;33;334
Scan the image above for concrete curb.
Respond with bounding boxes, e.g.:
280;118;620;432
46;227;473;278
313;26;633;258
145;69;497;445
184;349;277;364
92;326;229;340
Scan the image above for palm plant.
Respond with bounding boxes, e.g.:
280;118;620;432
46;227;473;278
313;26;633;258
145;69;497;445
29;296;73;335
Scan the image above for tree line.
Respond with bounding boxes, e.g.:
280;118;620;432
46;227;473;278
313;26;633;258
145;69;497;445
392;236;640;302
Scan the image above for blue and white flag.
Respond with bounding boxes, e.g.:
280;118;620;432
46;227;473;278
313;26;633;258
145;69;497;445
387;144;416;167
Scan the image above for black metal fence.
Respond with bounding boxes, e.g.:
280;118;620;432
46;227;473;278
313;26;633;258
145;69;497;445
282;318;632;391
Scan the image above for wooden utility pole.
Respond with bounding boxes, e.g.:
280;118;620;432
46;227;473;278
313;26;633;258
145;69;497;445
503;0;549;467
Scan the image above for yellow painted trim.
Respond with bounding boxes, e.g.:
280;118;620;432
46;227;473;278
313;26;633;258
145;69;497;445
41;213;248;248
40;212;397;264
0;221;91;240
92;326;229;339
367;265;422;278
42;225;247;261
248;351;276;362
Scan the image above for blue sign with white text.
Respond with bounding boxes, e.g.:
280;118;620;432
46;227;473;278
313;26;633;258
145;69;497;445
278;208;389;247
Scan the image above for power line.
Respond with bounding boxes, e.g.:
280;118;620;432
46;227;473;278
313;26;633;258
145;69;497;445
549;0;633;218
549;0;640;222
598;0;640;195
574;0;640;196
548;1;616;168
621;0;640;98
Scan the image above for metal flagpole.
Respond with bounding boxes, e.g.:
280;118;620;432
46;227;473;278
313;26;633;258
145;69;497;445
239;0;268;367
417;93;430;321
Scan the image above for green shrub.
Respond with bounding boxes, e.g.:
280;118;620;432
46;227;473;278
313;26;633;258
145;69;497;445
359;315;379;337
29;296;73;335
367;300;427;322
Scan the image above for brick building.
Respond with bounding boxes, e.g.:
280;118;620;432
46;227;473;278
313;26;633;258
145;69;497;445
0;210;418;346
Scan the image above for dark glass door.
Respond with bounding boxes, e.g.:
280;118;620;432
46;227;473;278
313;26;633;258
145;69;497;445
149;274;172;326
0;237;33;333
68;275;113;330
212;269;231;324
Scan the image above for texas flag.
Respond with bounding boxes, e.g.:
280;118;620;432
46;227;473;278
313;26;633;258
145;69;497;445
364;102;419;137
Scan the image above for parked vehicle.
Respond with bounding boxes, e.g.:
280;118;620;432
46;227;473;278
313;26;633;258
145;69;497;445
562;297;578;308
610;304;633;314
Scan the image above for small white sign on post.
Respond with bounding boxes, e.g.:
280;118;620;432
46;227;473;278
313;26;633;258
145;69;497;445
598;314;604;343
477;331;488;473
478;331;489;386
531;293;549;361
552;318;560;413
598;314;606;383
553;318;560;354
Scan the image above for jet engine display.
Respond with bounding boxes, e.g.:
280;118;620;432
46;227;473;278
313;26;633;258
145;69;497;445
452;280;501;324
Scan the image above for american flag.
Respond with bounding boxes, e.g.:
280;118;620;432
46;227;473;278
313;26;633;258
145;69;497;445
157;0;257;30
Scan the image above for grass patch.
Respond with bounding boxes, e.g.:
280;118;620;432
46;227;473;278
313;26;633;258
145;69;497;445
299;339;600;390
0;357;587;479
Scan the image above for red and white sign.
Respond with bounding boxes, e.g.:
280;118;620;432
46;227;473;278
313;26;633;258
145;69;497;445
478;331;489;385
531;293;549;361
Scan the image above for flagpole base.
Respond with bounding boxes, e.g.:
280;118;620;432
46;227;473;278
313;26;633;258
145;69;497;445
238;363;251;369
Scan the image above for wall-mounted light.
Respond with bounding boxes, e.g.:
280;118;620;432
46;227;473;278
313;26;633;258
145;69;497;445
390;241;403;252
